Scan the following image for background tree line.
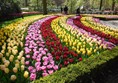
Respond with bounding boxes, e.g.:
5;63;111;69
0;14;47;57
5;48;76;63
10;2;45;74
0;0;118;15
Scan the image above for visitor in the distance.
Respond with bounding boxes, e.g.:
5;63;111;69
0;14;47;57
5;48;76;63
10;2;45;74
76;7;80;16
64;5;68;15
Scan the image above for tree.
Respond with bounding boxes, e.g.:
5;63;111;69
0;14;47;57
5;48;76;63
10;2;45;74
112;0;115;11
53;0;64;8
99;0;103;10
42;0;47;14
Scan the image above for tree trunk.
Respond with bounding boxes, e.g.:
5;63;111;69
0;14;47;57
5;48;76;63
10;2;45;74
25;0;28;7
37;0;39;10
112;0;115;11
42;0;47;15
99;0;103;10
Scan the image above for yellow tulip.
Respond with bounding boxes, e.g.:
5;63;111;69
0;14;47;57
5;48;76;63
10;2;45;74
13;67;18;73
10;75;17;81
0;53;3;58
4;68;9;73
21;65;25;71
24;71;29;78
0;65;5;70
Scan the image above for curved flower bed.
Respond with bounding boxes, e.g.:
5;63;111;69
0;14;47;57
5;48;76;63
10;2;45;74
0;15;46;82
0;15;118;83
67;16;115;50
40;16;81;69
81;17;118;39
24;16;59;81
73;16;118;45
51;16;113;58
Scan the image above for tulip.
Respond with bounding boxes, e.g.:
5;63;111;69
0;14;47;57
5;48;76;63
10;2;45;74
28;66;34;71
4;61;10;67
13;67;18;73
2;57;6;62
4;68;9;73
21;65;25;71
41;66;46;70
53;65;58;70
0;53;3;58
9;55;14;62
15;63;19;68
26;55;30;59
0;65;5;70
48;70;54;74
42;72;48;77
10;75;17;81
78;57;82;61
47;65;53;69
25;61;30;65
24;71;29;78
30;73;36;81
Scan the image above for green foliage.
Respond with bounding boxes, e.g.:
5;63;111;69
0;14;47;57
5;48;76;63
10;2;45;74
33;46;118;83
0;1;21;17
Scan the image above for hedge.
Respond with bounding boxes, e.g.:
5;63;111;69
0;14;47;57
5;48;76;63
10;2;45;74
33;46;118;83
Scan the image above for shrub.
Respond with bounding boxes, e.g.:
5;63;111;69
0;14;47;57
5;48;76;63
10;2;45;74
33;46;118;83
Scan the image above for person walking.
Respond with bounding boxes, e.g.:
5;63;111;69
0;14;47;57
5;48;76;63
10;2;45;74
76;7;80;16
61;7;63;13
64;5;68;15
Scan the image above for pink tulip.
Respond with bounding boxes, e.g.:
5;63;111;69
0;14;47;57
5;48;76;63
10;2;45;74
30;73;36;80
25;61;30;65
43;61;48;66
53;65;58;70
39;48;43;51
41;50;46;55
35;62;41;67
47;65;53;69
36;58;41;62
32;56;36;60
42;72;48;77
47;53;51;56
50;61;54;65
26;55;30;59
42;56;48;61
44;48;48;52
31;69;36;73
36;65;41;71
48;70;54;74
28;66;34;72
41;66;46;70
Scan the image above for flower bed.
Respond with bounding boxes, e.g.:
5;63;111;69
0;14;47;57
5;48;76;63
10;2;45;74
82;14;118;20
73;16;118;45
0;15;118;83
0;15;46;82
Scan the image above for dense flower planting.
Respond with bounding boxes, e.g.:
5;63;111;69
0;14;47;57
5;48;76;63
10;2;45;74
41;16;81;69
73;16;118;45
0;15;118;83
0;15;46;82
24;16;59;80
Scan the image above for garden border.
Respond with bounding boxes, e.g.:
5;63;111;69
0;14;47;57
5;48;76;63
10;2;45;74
33;46;118;83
